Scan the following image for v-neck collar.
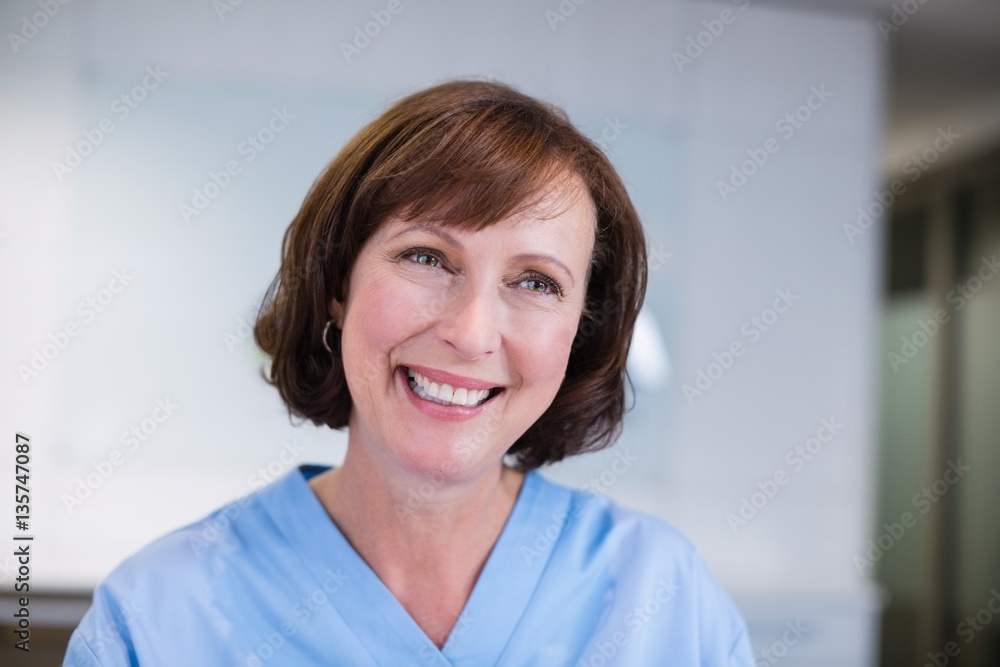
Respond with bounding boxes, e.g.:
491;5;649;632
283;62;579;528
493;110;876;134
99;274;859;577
259;464;571;667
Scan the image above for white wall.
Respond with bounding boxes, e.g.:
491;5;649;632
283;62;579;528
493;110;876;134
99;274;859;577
0;1;886;663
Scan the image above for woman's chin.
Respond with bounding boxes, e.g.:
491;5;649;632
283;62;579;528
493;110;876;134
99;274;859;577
390;442;488;482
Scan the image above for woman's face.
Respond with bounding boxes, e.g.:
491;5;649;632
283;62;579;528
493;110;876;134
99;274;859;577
331;175;596;480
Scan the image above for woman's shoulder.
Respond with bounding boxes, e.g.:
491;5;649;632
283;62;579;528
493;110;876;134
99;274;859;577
530;470;745;612
527;470;753;663
541;470;753;667
65;474;307;665
531;469;699;561
95;477;283;601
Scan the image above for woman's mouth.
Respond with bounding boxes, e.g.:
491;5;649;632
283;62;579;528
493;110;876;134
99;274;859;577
402;366;503;408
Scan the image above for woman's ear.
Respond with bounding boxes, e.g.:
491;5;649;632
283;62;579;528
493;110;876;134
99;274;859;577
329;298;344;329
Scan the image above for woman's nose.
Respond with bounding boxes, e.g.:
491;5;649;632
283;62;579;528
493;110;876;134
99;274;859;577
436;283;502;360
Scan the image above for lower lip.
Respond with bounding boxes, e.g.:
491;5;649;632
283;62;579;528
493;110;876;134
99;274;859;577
398;366;500;422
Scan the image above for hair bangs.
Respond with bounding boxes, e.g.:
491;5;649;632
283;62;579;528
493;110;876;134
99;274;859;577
372;100;575;232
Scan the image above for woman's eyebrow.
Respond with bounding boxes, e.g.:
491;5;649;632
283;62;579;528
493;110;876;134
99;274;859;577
389;222;462;247
390;222;576;287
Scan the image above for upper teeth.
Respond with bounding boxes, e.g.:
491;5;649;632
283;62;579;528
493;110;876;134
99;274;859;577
407;368;493;407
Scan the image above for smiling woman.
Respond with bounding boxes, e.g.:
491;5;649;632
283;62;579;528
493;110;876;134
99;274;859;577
64;80;754;666
256;79;645;472
328;180;596;478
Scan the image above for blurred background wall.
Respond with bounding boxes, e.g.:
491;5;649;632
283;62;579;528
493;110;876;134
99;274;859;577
0;0;997;665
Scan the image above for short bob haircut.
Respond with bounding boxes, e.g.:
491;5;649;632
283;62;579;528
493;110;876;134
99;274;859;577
254;79;647;471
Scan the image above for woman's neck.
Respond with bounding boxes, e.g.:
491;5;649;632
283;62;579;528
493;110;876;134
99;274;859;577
307;442;526;646
315;446;524;557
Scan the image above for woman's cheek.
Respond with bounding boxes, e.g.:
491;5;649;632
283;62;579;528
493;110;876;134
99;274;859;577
360;270;428;325
391;280;450;334
342;280;411;382
515;312;579;378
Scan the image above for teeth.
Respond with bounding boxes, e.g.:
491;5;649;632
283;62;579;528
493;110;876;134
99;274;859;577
406;368;493;407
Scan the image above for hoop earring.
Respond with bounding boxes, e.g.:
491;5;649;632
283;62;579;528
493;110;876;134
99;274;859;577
322;320;335;354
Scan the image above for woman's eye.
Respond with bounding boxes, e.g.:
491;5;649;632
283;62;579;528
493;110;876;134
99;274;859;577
404;250;442;268
401;250;560;296
518;275;562;296
523;279;548;293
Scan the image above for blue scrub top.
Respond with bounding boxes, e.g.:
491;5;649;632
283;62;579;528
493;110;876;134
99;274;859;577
64;465;753;666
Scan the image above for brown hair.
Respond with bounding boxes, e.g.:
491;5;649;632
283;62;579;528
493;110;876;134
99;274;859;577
254;79;647;471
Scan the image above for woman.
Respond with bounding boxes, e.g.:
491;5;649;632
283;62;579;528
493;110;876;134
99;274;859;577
65;80;753;666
